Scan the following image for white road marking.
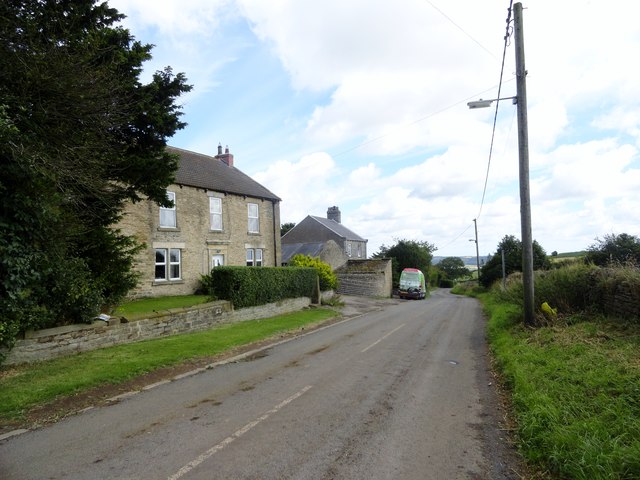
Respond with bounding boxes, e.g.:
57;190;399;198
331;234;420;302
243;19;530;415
361;324;406;353
167;385;313;480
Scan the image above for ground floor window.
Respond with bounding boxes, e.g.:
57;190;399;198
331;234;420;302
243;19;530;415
155;248;181;280
246;248;263;266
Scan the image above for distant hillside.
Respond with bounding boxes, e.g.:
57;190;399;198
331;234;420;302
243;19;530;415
432;251;587;268
432;256;489;268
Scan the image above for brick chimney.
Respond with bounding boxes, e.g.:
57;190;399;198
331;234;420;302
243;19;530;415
327;206;341;223
215;144;234;167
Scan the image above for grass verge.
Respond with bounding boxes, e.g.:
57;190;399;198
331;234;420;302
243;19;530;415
482;292;640;479
112;294;212;319
0;308;336;423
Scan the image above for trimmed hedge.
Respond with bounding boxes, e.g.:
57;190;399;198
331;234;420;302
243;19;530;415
203;266;317;309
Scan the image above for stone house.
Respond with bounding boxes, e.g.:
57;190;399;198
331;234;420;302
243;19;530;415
118;145;282;298
281;207;368;268
281;239;347;270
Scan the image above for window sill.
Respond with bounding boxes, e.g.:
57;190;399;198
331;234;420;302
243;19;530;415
152;280;184;286
158;227;180;232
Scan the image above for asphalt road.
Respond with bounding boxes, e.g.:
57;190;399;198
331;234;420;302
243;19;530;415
0;289;521;479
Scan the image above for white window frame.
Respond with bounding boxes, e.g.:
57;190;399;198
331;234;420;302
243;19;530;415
209;197;222;231
246;248;263;266
155;248;167;281
346;242;352;257
169;248;181;280
155;248;181;281
248;203;259;233
159;191;176;228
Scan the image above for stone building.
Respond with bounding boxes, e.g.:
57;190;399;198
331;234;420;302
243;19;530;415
281;207;368;267
118;145;281;298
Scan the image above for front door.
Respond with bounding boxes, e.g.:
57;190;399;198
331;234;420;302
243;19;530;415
211;254;224;268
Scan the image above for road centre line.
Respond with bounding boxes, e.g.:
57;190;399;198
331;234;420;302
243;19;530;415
361;324;406;353
167;385;313;480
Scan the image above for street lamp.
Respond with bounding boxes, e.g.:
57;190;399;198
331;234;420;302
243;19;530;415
467;96;516;109
467;2;534;326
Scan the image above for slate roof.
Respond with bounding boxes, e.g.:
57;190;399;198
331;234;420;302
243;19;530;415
168;146;281;201
308;215;367;242
281;242;326;264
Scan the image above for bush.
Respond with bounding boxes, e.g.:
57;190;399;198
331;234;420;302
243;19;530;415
533;263;598;314
288;254;338;291
439;278;455;288
203;266;317;309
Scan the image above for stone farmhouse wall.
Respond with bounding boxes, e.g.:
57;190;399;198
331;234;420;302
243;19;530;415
3;298;309;366
335;259;393;298
602;281;640;321
119;184;281;299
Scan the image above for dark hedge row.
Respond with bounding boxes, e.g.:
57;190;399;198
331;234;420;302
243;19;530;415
202;266;318;309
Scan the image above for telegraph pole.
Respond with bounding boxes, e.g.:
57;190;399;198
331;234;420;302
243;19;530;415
514;2;535;326
473;218;480;282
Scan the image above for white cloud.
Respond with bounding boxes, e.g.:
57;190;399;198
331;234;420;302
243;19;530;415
110;0;640;257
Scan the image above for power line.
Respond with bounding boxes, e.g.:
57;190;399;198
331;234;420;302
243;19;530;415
438;1;515;255
331;82;514;159
475;0;514;221
423;0;500;61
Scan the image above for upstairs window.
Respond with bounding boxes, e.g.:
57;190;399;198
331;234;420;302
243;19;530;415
159;191;176;228
210;197;222;231
248;203;259;233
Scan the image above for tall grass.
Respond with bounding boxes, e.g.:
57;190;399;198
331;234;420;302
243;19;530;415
484;264;640;479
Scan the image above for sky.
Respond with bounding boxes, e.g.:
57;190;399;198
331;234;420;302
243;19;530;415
109;0;640;259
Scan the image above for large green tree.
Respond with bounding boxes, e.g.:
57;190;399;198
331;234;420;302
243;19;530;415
373;239;436;286
0;0;191;352
480;235;549;288
437;257;471;281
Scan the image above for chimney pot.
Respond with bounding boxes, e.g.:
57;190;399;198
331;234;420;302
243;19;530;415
217;143;222;155
327;206;341;223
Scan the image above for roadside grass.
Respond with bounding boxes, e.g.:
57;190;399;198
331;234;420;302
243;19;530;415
112;294;212;319
0;308;336;423
482;292;640;479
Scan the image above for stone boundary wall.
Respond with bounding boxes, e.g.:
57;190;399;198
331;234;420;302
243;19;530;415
337;272;387;297
3;297;311;366
603;282;640;321
335;259;393;298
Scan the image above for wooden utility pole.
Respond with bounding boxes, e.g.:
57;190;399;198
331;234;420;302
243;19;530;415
514;2;535;326
473;219;480;282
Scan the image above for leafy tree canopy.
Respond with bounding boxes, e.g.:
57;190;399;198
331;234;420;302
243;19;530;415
585;233;640;266
437;257;470;281
281;222;296;237
373;239;436;285
480;235;549;288
0;0;192;354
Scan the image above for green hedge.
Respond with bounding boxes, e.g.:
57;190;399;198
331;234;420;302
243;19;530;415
498;263;640;323
203;266;317;309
